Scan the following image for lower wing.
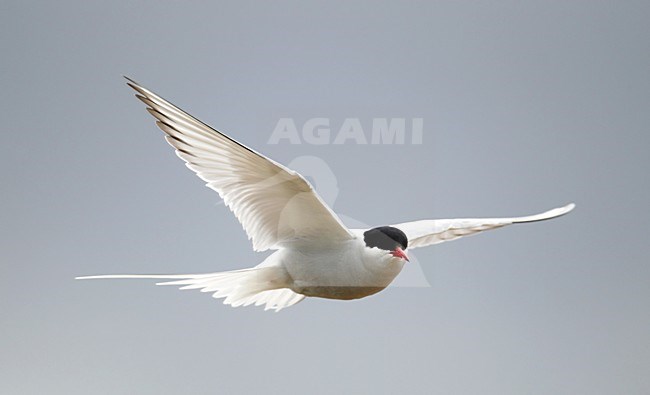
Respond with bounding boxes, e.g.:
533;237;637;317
392;203;575;249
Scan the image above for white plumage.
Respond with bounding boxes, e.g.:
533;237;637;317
76;78;575;311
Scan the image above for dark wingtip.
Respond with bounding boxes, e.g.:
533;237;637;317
123;76;144;93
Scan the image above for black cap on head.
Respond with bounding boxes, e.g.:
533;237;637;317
363;226;408;251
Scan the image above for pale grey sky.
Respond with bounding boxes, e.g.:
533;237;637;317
2;1;649;394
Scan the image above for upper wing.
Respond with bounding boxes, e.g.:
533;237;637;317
125;77;354;251
393;203;575;249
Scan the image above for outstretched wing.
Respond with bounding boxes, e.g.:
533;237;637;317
393;203;575;249
126;77;354;251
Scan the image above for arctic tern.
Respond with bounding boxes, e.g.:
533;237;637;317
77;78;575;311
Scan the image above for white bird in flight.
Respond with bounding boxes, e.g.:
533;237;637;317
77;78;575;311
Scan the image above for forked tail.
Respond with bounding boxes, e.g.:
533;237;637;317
76;267;304;312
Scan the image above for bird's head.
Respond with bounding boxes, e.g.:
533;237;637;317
363;226;409;262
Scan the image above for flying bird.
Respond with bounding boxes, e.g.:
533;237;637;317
77;78;575;311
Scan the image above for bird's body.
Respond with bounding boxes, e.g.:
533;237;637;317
77;78;575;311
272;230;406;300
